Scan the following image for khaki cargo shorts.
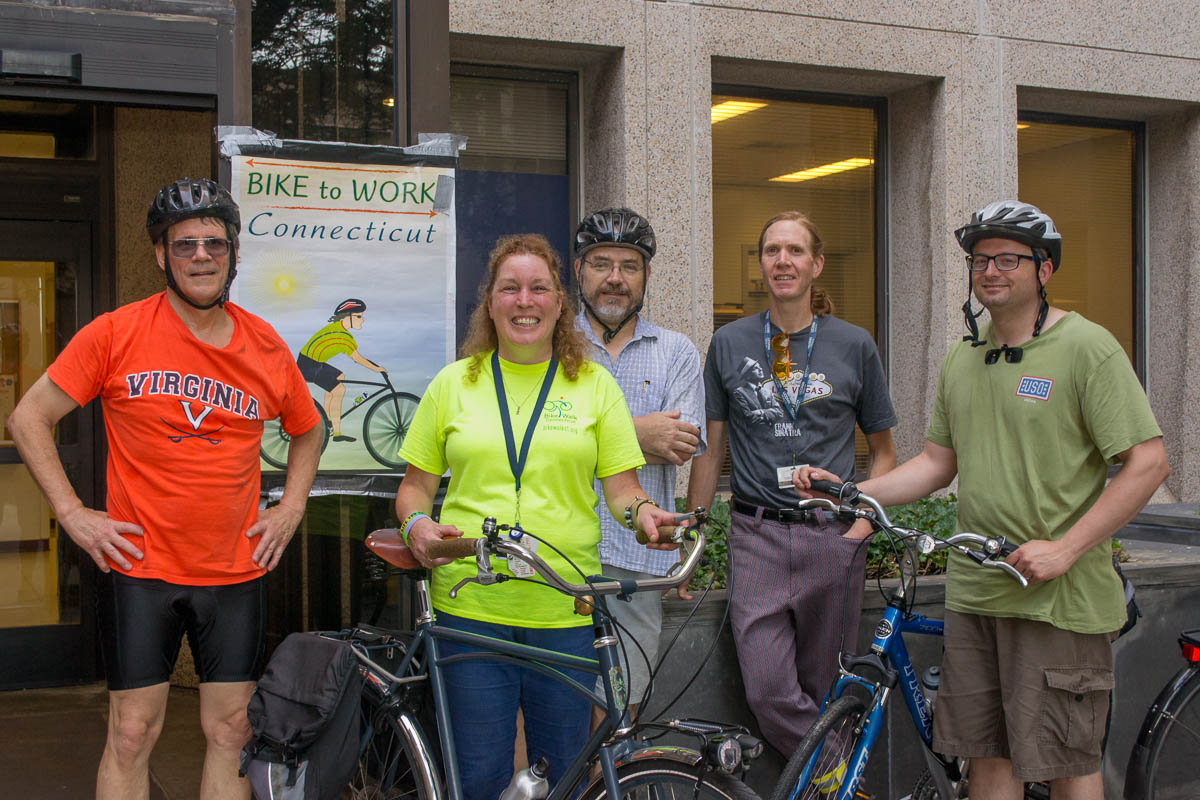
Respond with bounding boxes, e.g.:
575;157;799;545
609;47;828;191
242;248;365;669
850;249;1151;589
932;610;1115;782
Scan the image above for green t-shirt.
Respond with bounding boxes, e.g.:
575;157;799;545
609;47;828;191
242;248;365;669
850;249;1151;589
300;321;357;362
927;313;1162;634
399;353;645;628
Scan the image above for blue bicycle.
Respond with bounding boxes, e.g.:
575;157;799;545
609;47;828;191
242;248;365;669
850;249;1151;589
332;511;765;800
769;481;1033;800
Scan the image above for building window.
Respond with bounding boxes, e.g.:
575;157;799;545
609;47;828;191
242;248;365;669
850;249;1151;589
711;88;885;475
449;65;577;344
1017;116;1142;373
710;89;883;344
251;0;394;144
0;100;94;160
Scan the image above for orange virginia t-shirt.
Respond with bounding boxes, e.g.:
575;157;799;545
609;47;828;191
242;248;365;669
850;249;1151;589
46;293;319;585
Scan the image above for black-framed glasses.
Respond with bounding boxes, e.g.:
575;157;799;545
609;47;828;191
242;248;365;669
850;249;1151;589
966;253;1034;272
583;257;642;277
168;237;231;258
769;333;791;380
984;344;1023;364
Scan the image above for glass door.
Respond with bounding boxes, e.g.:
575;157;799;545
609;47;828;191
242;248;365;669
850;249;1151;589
0;220;97;688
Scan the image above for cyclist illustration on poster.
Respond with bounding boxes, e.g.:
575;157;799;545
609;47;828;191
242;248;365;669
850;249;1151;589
229;151;456;472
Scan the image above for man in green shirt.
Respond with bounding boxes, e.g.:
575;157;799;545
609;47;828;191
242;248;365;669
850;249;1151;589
801;201;1168;799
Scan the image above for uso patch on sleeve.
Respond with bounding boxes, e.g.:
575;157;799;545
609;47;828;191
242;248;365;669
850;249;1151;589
1016;376;1053;401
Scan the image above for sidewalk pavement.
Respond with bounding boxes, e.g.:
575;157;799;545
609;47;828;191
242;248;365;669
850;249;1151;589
0;683;205;799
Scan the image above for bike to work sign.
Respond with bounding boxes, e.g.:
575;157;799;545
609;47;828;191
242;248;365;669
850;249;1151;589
229;144;456;474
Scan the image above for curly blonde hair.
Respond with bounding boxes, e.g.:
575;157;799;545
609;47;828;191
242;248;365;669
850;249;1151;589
460;234;588;382
758;211;836;317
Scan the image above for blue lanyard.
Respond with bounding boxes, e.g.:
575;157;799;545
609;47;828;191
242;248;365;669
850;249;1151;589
762;311;819;423
491;350;558;501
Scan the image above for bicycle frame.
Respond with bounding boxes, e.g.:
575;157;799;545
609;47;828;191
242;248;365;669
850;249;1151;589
336;376;392;422
791;596;953;800
349;573;693;800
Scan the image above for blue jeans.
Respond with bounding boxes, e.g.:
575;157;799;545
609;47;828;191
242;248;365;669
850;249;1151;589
436;612;594;800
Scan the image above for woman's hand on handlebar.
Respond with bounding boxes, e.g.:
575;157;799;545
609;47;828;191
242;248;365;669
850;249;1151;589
407;517;466;568
792;466;841;498
637;504;684;551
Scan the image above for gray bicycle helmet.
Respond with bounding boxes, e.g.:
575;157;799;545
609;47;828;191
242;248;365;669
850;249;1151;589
574;207;656;262
956;200;1061;348
954;200;1061;271
145;178;241;310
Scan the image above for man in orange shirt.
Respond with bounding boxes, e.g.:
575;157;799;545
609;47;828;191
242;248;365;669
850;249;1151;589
8;178;321;800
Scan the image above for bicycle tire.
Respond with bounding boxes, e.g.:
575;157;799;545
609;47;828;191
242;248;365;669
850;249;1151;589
770;695;867;800
578;757;760;800
363;391;420;469
1125;666;1200;800
261;399;329;469
911;765;1048;800
343;700;432;800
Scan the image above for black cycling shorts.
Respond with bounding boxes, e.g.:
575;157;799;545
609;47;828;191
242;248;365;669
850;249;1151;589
297;354;344;392
98;572;267;691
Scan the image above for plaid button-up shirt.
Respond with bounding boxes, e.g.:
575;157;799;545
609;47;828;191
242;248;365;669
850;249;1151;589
577;312;706;575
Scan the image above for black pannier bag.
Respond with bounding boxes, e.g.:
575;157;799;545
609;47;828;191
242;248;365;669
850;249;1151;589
240;632;363;800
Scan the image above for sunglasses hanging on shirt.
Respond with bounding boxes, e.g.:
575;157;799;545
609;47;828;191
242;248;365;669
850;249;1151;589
984;344;1023;365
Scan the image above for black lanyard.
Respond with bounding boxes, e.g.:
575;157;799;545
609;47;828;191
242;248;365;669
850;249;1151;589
762;311;819;423
491;350;558;507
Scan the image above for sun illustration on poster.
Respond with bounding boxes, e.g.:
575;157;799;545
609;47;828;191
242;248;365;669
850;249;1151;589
244;249;318;313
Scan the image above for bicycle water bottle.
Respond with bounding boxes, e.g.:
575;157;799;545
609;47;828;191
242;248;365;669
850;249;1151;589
499;757;549;800
353;391;369;405
921;665;941;712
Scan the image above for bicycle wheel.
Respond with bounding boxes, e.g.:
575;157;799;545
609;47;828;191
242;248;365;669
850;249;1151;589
364;392;420;469
578;757;760;800
344;702;432;800
769;695;867;800
261;399;329;469
1126;667;1200;800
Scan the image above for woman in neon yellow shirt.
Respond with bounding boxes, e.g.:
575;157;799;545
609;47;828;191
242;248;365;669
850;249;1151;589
395;233;678;800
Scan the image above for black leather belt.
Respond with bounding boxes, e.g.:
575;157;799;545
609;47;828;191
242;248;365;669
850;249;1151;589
731;497;827;524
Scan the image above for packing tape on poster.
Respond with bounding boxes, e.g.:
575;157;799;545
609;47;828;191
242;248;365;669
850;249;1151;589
402;132;468;158
217;126;282;158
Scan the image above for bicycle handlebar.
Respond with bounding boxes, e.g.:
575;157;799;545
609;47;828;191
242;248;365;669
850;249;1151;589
798;486;1027;588
427;511;709;600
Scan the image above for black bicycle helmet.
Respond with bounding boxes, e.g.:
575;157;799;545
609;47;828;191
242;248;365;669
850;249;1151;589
146;178;241;310
330;298;367;321
146;177;241;246
956;200;1061;348
574;208;656;262
954;200;1061;271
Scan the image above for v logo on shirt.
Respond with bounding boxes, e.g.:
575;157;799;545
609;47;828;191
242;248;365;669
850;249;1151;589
181;401;215;430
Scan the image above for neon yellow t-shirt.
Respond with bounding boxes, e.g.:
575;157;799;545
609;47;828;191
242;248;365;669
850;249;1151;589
300;321;357;362
399;353;645;628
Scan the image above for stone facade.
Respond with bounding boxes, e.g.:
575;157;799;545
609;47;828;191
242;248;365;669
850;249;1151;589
449;0;1200;501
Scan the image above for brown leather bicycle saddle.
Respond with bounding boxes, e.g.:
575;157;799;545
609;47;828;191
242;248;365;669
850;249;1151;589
365;528;421;570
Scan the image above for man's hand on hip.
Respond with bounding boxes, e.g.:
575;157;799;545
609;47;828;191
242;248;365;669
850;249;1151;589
60;505;144;572
246;501;306;571
635;410;701;466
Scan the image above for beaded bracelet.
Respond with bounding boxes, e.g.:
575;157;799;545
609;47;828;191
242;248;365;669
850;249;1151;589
623;496;659;531
401;511;430;543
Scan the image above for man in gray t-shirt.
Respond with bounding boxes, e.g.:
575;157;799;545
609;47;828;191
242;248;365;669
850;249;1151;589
687;211;897;757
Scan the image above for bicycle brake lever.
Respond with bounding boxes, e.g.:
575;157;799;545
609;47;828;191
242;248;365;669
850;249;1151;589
984;558;1029;588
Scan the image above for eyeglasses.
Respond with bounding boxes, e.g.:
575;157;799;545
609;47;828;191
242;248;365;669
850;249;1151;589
769;333;791;380
168;237;231;258
967;253;1034;272
583;258;642;277
984;344;1023;364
